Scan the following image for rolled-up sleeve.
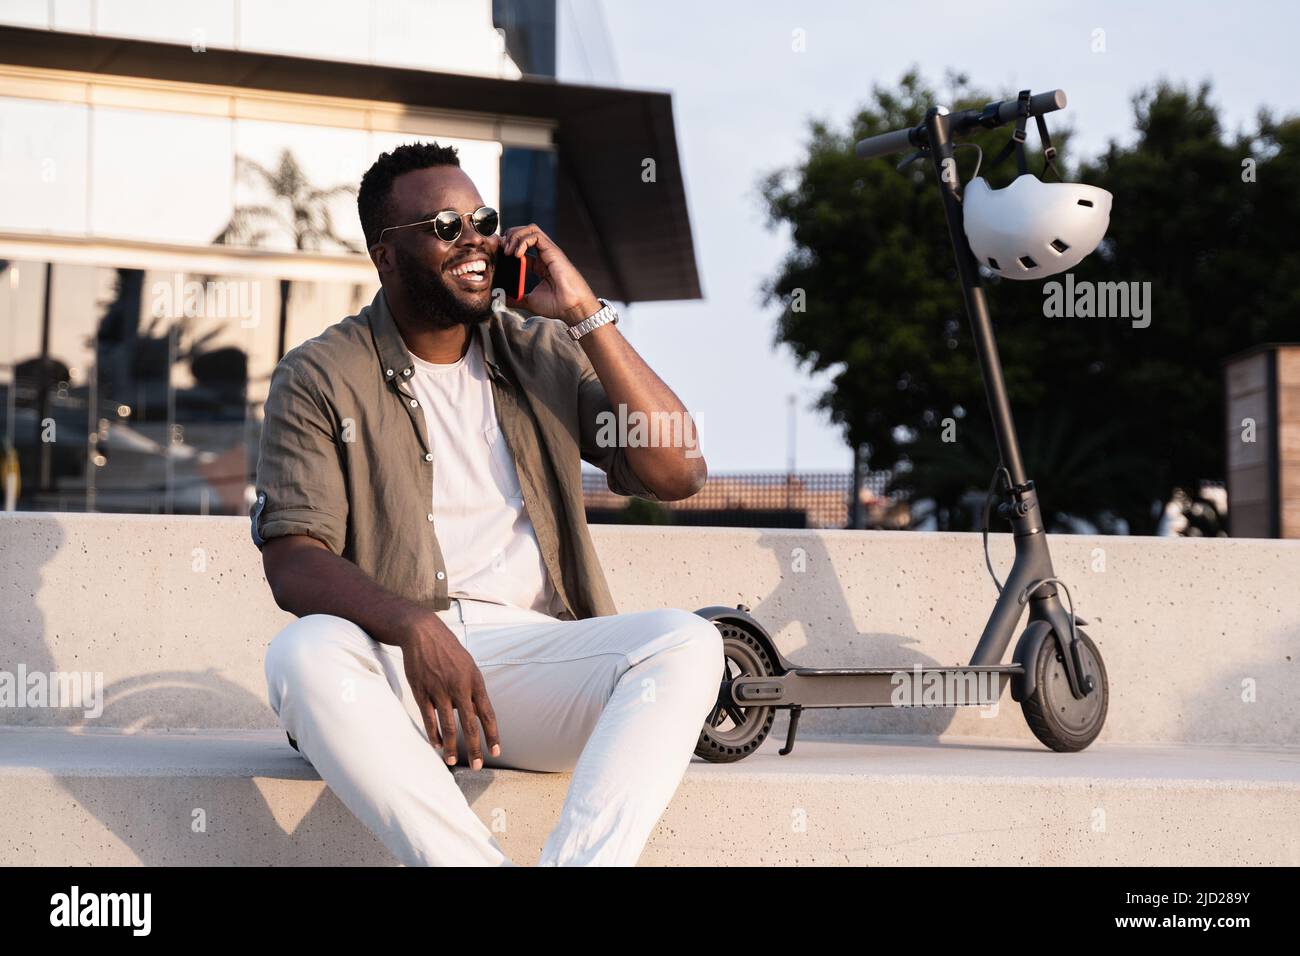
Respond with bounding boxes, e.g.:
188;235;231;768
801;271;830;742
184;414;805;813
573;340;660;502
249;358;349;554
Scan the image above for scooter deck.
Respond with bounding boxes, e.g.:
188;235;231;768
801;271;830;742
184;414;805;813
789;664;1024;676
733;664;1023;710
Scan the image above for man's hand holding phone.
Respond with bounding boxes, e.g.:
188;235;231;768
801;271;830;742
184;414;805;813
497;223;602;326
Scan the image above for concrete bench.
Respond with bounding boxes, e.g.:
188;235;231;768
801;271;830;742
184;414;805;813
2;513;1298;864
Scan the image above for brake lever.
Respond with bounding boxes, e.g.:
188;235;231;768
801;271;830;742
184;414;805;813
896;149;929;172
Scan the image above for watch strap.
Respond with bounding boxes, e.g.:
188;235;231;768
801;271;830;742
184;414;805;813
568;298;619;340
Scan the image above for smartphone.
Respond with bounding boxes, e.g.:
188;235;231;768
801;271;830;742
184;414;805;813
493;248;543;303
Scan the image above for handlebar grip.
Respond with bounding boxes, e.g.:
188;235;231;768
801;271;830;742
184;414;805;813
995;89;1067;123
854;126;917;160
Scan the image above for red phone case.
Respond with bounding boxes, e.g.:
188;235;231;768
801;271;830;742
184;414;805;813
498;252;528;301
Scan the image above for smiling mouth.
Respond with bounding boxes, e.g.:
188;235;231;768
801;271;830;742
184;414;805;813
447;257;491;289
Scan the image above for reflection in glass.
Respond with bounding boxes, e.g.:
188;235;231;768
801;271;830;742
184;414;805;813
216;150;361;359
0;257;374;516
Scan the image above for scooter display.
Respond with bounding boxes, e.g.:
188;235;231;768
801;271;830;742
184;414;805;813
692;89;1110;763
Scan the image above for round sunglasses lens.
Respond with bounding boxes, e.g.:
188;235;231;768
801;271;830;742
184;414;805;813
472;207;499;237
433;212;463;242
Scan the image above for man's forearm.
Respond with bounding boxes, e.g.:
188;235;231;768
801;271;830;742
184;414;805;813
264;538;426;647
574;318;707;499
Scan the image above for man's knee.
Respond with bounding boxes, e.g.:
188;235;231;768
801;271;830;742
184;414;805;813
636;609;725;682
264;613;372;694
675;609;724;667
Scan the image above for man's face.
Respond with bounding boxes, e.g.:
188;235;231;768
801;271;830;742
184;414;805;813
376;165;500;329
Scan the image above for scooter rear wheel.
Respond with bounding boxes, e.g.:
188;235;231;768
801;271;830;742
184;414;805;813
1021;628;1108;752
694;621;777;763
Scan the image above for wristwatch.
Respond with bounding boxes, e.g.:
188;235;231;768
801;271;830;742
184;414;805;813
568;298;619;341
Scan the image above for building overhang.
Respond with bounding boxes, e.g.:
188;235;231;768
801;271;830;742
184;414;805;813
0;24;703;303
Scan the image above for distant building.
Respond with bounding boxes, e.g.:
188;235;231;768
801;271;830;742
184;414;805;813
583;469;908;530
1224;344;1300;538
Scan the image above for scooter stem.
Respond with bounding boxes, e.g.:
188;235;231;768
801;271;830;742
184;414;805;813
923;107;1028;487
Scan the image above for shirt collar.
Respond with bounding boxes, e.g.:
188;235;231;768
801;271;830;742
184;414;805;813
369;286;508;385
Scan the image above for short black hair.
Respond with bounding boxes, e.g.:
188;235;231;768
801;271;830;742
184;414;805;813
358;141;461;248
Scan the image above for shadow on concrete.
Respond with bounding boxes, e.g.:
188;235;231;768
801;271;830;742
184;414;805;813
749;531;960;740
6;521;412;864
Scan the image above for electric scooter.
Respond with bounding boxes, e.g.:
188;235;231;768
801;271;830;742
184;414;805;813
692;89;1109;762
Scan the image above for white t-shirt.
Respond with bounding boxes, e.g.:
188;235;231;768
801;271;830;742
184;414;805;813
407;336;558;614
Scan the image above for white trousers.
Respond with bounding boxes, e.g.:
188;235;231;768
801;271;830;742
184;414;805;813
264;597;725;866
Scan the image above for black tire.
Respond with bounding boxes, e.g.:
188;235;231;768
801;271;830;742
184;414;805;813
1021;627;1108;752
694;620;777;763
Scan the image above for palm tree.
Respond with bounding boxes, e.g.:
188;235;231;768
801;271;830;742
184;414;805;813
214;150;362;359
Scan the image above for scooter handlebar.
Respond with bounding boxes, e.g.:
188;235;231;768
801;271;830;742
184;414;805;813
854;126;919;160
854;89;1068;160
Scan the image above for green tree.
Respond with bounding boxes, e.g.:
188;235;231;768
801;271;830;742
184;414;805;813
760;71;1300;533
622;497;671;525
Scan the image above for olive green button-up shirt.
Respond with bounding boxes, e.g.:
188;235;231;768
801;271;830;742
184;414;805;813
249;287;658;621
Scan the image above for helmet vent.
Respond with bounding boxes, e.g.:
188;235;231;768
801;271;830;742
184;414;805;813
1077;199;1094;207
1018;255;1038;269
1050;238;1070;253
987;257;1001;271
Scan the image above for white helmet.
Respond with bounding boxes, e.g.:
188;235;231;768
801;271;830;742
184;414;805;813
963;173;1112;280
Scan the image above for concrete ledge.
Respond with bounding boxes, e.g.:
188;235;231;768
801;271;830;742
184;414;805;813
2;513;1299;747
2;728;1297;866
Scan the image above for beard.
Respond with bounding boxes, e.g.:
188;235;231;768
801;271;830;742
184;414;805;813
394;242;493;331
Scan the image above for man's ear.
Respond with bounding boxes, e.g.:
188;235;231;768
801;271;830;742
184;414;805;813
368;241;392;276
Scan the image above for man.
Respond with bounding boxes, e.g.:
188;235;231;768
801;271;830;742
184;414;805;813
250;141;724;867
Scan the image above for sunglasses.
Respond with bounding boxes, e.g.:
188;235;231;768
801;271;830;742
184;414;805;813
378;206;499;244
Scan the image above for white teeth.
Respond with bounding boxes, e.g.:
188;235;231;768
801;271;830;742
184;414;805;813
451;259;487;276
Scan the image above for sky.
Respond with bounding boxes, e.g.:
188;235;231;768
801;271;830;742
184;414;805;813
559;0;1300;471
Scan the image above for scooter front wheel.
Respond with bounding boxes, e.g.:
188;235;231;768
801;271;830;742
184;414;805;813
1021;628;1108;752
694;620;777;763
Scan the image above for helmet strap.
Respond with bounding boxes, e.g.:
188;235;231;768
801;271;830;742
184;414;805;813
988;89;1032;175
988;89;1063;180
1034;111;1063;180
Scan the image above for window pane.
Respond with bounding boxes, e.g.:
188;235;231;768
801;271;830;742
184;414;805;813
230;120;371;254
0;99;90;235
500;146;557;235
90;107;233;245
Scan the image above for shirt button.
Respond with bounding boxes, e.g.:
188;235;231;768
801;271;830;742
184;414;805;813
424;453;433;461
410;399;418;408
426;513;434;521
403;368;412;376
385;369;393;377
436;571;446;581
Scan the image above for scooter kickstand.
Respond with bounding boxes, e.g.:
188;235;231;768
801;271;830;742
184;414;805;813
779;706;803;756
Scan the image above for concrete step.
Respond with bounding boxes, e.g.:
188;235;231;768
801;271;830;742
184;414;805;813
3;728;1297;866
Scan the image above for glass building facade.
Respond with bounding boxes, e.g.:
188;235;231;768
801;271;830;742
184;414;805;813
1;258;379;515
0;1;561;517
